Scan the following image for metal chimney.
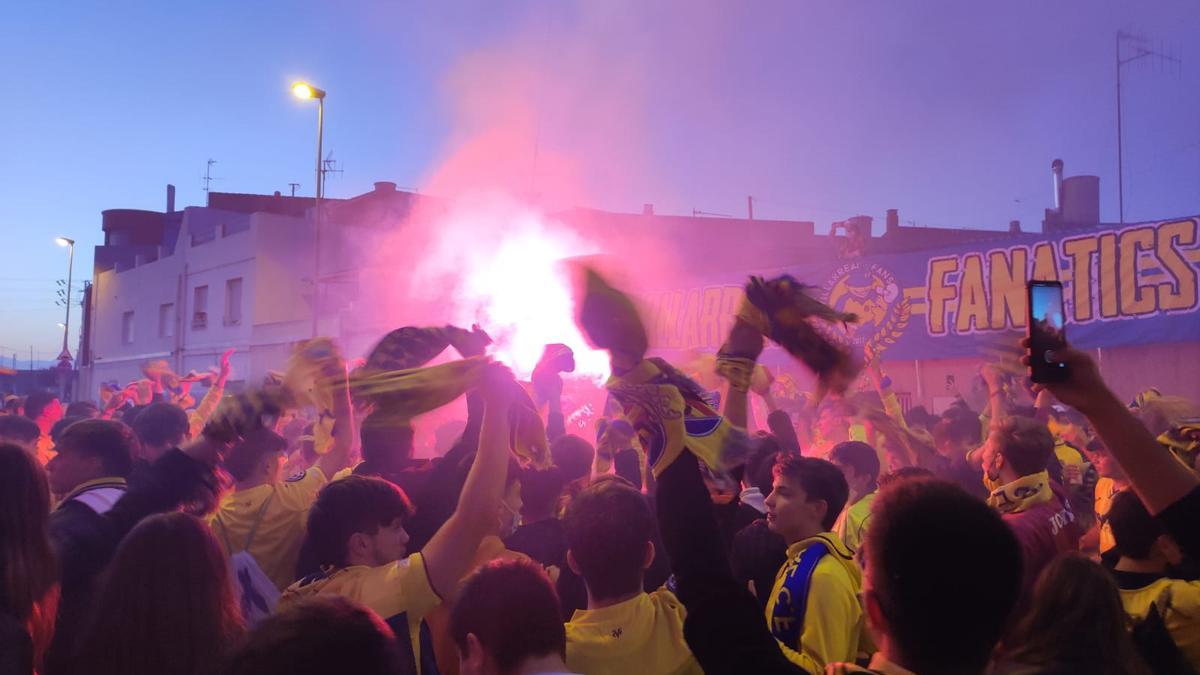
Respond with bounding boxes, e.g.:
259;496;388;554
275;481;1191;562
1009;220;1021;233
166;184;176;213
1051;159;1064;211
886;209;899;234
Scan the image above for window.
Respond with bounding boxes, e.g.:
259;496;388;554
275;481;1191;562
122;311;135;345
159;303;175;338
193;285;208;329
225;277;243;325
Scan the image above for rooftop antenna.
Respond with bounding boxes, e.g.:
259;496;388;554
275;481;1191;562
320;151;343;196
1116;30;1181;224
288;182;300;197
202;159;219;206
692;208;735;218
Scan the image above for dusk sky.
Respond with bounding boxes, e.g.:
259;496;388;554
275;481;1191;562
3;0;1198;362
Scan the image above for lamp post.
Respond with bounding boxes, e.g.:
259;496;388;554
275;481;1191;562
55;237;75;363
292;81;326;337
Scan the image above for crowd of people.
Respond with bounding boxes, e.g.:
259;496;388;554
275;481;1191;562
1;272;1199;675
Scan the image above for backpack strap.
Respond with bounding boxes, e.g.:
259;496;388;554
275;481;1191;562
215;491;276;554
770;541;829;648
242;491;276;552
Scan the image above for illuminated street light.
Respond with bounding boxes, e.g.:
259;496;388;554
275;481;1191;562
55;236;75;365
291;81;326;337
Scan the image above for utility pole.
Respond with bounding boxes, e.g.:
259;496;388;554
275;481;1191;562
1115;31;1180;225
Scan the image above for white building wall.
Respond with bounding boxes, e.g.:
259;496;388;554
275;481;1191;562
82;206;315;400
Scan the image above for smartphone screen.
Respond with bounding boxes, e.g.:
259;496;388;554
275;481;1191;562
1027;280;1069;383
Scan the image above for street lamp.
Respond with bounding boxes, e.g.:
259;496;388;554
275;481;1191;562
292;81;326;337
55;237;75;364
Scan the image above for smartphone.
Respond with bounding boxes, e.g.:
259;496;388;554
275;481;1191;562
1026;280;1069;383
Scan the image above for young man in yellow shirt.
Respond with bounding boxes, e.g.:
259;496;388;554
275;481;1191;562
1108;489;1200;670
830;441;880;555
281;364;520;675
562;479;703;675
209;348;355;593
763;455;862;672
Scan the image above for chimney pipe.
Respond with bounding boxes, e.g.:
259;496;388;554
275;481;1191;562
166;184;176;213
1009;220;1021;233
1051;159;1064;211
885;208;899;234
642;203;654;216
747;196;754;220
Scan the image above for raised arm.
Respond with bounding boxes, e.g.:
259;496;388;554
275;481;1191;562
314;360;354;480
1025;343;1197;515
656;450;807;675
420;365;514;600
188;348;234;438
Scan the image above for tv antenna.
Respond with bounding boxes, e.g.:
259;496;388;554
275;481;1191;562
320;151;343;196
288;182;300;197
202;159;220;206
692;208;734;218
1115;30;1181;225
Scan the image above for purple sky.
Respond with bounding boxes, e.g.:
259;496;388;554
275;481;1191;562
2;0;1197;361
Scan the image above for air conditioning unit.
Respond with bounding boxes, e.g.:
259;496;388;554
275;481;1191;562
192;311;207;328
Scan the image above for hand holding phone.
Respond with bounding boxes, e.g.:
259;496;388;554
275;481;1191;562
1026;280;1070;384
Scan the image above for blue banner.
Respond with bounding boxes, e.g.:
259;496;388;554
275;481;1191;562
639;216;1200;361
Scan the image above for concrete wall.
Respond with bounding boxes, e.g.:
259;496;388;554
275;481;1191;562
81;207;315;400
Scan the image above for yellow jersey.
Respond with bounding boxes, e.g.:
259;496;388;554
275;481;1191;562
209;466;327;591
1115;572;1200;670
1094;477;1124;555
765;532;864;673
565;587;703;675
834;492;876;555
282;553;443;675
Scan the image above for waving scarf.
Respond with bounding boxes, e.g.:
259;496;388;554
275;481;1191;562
987;470;1054;514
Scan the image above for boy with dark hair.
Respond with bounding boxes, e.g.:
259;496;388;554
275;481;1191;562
505;465;568;568
305;476;415;569
833;477;1023;674
0;414;40;455
1108;489;1200;669
281;366;520;675
23;389;62;464
829;441;880;553
980;416;1080;605
132;402;190;464
65;400;100;419
46;418;137;500
210;424;348;593
551;434;595;484
763;455;861;671
562;479;702;675
227;596;407;675
451;559;574;675
932;407;987;499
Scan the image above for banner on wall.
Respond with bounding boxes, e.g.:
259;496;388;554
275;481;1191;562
639;216;1200;362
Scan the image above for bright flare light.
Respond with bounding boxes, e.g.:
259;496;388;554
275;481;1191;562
422;199;609;380
55;237;73;247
